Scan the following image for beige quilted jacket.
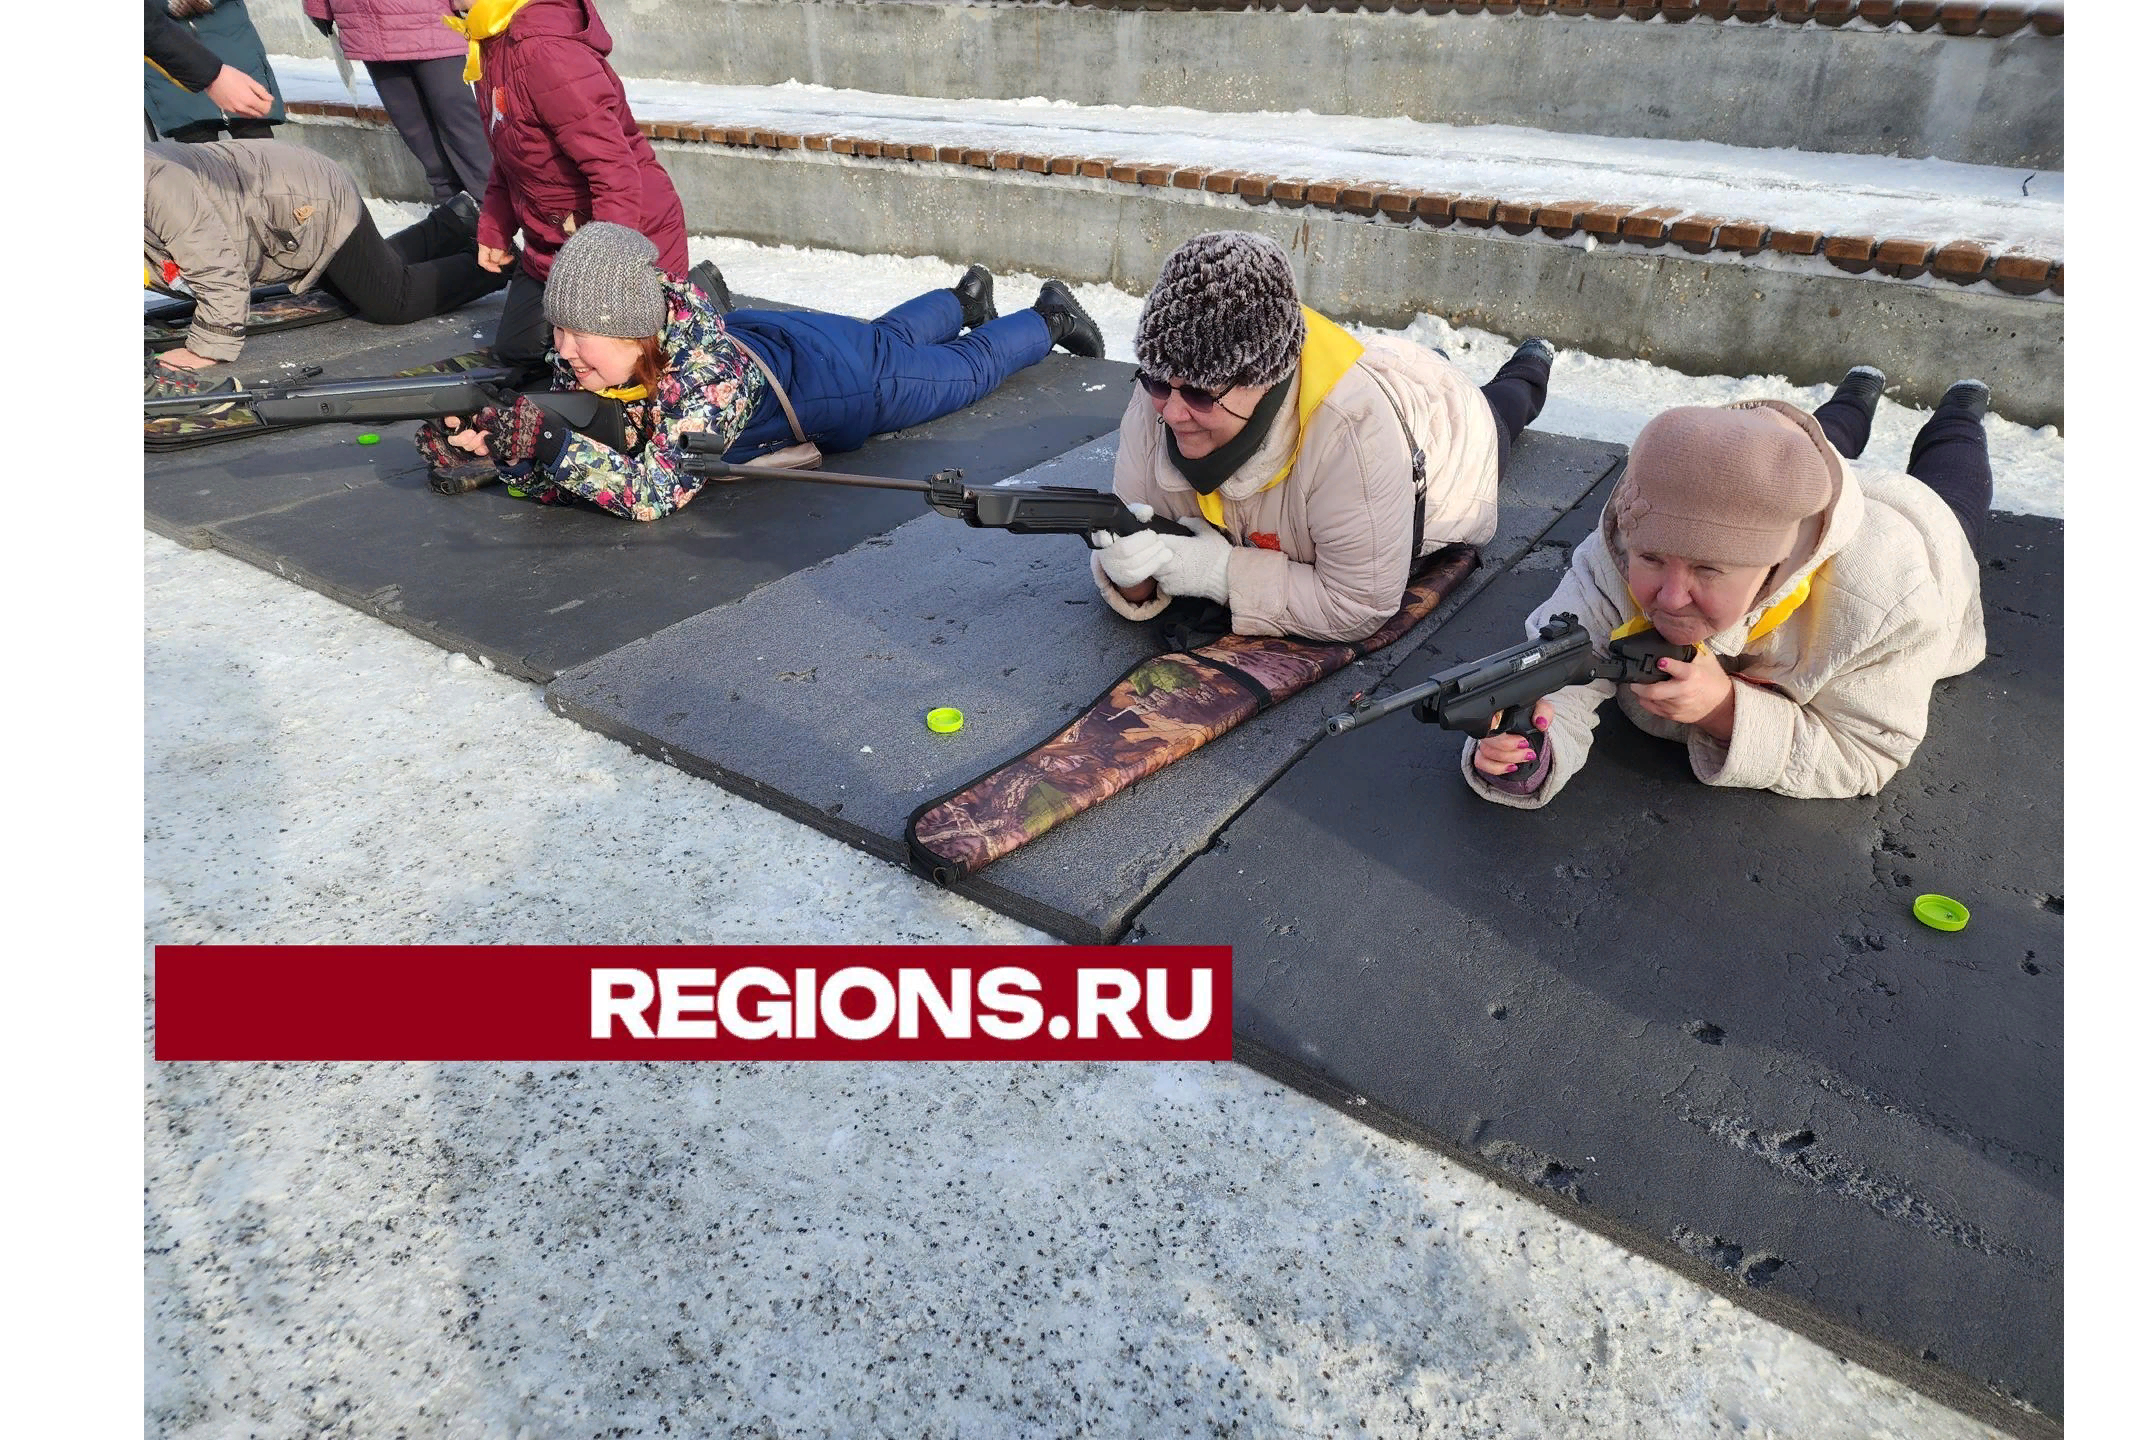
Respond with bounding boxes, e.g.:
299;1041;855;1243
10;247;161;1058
1094;336;1501;643
1462;399;1987;806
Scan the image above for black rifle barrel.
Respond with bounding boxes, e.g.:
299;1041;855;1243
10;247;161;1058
1323;678;1444;735
678;457;936;493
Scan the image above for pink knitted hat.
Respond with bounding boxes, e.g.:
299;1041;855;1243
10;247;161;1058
1611;402;1839;567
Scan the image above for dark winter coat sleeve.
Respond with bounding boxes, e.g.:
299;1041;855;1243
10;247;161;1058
145;0;223;91
521;41;644;230
476;156;519;256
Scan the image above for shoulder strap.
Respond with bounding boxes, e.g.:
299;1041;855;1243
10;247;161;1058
725;333;808;446
1355;363;1430;569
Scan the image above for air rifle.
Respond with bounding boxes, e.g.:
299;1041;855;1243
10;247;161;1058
1323;612;1696;779
676;431;1196;546
142;364;612;430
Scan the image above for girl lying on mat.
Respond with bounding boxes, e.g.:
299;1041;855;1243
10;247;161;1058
420;222;1104;518
1466;372;1992;805
1089;230;1551;645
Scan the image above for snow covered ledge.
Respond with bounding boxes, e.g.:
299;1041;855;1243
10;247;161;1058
280;114;2063;429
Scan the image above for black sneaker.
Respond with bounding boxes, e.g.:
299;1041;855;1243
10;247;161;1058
1033;279;1104;358
1936;379;1991;423
954;264;997;330
1832;364;1887;417
687;258;735;317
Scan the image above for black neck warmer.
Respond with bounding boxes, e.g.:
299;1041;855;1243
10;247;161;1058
1163;370;1296;496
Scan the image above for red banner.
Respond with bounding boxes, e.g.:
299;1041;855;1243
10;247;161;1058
152;946;1232;1061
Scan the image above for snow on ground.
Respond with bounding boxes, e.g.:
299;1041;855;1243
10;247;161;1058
280;57;2063;254
144;532;2013;1439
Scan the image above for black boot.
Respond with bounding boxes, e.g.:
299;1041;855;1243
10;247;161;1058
438;189;482;249
1511;336;1556;369
953;264;997;331
1936;378;1991;423
687;259;734;317
1034;279;1104;358
1832;364;1887;417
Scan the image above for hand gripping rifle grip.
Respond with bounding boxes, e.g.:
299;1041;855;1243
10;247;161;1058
1491;701;1545;783
1092;506;1198;548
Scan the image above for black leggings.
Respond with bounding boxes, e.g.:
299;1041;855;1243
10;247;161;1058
494;270;552;374
1813;390;1993;548
164;117;275;143
321;207;503;329
1479;347;1551;478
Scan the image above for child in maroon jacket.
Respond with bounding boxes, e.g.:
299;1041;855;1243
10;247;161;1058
446;0;689;370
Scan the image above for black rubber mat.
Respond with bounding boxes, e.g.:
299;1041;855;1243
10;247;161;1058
545;431;1620;941
1132;493;2064;1429
145;296;1135;681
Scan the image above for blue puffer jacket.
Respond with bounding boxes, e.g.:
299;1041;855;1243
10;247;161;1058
723;308;886;460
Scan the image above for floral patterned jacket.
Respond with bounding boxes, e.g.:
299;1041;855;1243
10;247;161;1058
513;278;765;521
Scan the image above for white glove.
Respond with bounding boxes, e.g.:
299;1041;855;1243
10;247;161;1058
1150;515;1233;605
1092;503;1174;589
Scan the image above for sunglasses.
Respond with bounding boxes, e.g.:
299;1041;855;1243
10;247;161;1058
1134;368;1250;420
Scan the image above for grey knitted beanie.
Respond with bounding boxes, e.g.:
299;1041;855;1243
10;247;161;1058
543;222;669;339
1134;231;1306;391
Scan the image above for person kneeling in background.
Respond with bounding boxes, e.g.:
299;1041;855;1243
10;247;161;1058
1089;230;1552;645
145;140;501;370
1465;369;1991;806
421;222;1106;518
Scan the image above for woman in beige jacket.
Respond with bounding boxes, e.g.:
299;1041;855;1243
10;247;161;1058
1090;230;1552;645
1465;370;1993;806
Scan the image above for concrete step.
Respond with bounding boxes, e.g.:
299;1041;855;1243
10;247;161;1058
253;0;2062;169
280;97;2064;427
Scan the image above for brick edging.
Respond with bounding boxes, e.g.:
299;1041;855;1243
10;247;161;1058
290;101;2062;297
1032;1;2060;39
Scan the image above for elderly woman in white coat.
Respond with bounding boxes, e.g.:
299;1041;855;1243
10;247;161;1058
1465;369;1994;805
1089;230;1553;645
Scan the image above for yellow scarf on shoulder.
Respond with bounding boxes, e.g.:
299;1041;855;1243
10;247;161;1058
444;0;536;84
1194;307;1364;531
1610;567;1817;649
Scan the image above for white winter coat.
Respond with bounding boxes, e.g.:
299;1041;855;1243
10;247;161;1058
1463;399;1986;806
1093;336;1501;643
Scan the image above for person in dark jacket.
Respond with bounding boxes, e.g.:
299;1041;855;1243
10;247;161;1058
145;1;287;143
420;224;1107;520
443;0;689;371
144;0;273;116
306;0;492;203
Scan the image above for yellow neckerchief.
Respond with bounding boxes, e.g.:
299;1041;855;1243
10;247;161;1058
1194;307;1365;531
444;0;536;84
594;382;648;402
1609;565;1819;648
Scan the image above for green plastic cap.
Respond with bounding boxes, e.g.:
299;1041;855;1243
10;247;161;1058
1912;894;1970;932
357;433;381;445
925;707;964;734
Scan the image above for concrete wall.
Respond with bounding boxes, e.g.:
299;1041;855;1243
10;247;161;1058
252;1;2062;170
287;117;2062;428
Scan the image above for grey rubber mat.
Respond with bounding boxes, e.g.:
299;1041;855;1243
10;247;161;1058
144;297;1135;681
1132;496;2064;1429
546;430;1622;941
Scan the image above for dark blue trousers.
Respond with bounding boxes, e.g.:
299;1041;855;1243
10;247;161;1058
1814;390;1993;548
726;290;1053;460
